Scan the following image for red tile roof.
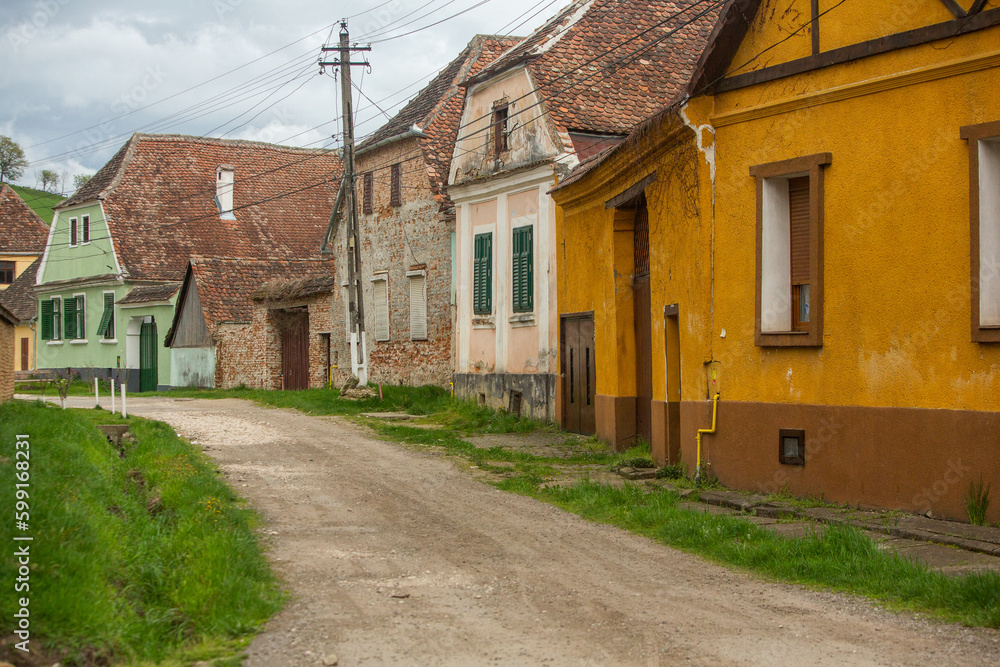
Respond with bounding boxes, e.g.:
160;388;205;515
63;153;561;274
472;0;721;137
359;35;520;212
58;134;343;282
118;283;180;304
0;258;40;323
0;184;50;254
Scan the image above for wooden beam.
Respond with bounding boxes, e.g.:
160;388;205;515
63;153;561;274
811;0;820;55
939;0;968;19
970;0;989;15
605;172;658;210
716;8;1000;93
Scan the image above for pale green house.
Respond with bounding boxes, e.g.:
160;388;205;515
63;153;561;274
34;133;342;390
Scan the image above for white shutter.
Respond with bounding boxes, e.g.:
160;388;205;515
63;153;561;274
374;277;389;342
409;274;427;340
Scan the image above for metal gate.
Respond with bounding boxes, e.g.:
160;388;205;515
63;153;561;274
280;310;309;390
139;319;158;392
562;314;596;435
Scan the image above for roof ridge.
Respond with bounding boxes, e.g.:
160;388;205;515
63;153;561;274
129;132;337;154
1;183;50;228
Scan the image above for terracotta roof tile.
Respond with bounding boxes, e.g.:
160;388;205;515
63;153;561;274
0;184;50;254
118;283;180;304
0;258;40;322
57;134;343;282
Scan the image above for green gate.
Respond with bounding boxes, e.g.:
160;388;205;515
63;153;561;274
139;320;158;392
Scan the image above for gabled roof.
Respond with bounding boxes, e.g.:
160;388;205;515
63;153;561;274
0;184;50;254
0;258;40;323
686;0;762;95
359;34;520;207
167;256;336;345
118;283;180;305
0;300;15;327
470;0;722;136
55;134;343;282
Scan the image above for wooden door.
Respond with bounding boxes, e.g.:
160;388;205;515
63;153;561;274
281;311;309;390
634;196;653;446
665;308;682;464
139;320;158;392
562;315;596;435
20;337;28;371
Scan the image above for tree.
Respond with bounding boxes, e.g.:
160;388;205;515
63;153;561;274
73;173;93;190
0;135;28;183
37;169;59;192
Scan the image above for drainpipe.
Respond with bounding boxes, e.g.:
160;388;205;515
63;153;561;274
696;393;720;483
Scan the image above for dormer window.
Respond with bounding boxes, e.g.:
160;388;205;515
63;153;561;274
492;101;510;154
216;166;235;220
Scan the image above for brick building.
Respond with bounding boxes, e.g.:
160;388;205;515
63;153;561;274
166;257;337;389
0;302;14;401
325;35;518;388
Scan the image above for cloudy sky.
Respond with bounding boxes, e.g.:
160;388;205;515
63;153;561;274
1;0;566;192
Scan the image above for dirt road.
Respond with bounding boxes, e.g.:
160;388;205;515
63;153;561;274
120;397;1000;666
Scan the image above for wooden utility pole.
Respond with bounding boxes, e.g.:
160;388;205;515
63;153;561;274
321;20;371;385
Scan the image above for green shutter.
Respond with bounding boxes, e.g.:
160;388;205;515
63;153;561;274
97;293;114;337
40;300;53;340
512;226;533;313
77;296;85;339
474;233;493;315
64;298;76;340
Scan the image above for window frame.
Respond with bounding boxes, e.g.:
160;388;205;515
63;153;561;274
493;104;510;154
0;261;13;284
371;273;390;342
407;269;428;341
389;164;402;207
750;153;831;347
69;217;78;247
778;428;806;466
511;225;534;314
81;214;90;244
362;171;374;214
473;232;493;316
97;290;116;341
65;293;86;341
960;119;1000;343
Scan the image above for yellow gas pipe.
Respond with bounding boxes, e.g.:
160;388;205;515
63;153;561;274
696;393;720;483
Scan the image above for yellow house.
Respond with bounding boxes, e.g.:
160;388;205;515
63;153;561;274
552;0;1000;523
0;184;49;372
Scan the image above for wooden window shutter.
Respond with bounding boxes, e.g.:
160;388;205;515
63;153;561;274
390;164;402;207
64;298;77;340
374;278;389;341
788;177;810;285
363;172;373;214
40;300;53;340
473;233;492;314
512;226;533;313
97;293;115;338
409;274;427;340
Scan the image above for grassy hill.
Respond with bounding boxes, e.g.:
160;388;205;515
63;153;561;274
8;183;65;224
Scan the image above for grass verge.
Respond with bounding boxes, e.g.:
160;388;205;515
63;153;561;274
0;401;283;665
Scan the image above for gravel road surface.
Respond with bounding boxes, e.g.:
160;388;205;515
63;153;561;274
113;397;1000;666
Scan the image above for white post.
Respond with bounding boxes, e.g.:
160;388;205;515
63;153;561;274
120;382;127;419
110;379;116;414
94;377;99;408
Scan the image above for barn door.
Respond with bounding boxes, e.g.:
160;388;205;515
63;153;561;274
633;195;653;447
281;310;309;390
562;315;596;435
20;338;29;371
139;319;158;392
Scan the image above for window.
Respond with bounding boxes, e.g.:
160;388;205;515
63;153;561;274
372;274;389;342
0;261;13;284
750;153;831;347
493;104;509;154
41;297;61;340
408;271;427;340
961;120;1000;342
390;164;402;207
473;232;493;315
216;166;235;220
64;294;85;340
97;291;115;340
512;225;534;313
778;429;805;466
82;215;90;244
362;172;374;214
69;217;78;246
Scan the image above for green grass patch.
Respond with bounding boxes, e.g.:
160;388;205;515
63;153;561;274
499;478;1000;628
0;401;283;665
9;183;63;224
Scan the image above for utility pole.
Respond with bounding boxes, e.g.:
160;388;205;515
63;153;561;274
321;20;371;385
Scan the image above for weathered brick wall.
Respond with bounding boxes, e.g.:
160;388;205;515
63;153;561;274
330;137;455;388
0;318;13;401
215;295;334;390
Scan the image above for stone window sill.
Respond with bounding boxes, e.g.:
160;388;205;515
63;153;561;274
100;339;118;344
472;315;495;330
510;313;536;328
46;340;64;346
69;339;88;345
